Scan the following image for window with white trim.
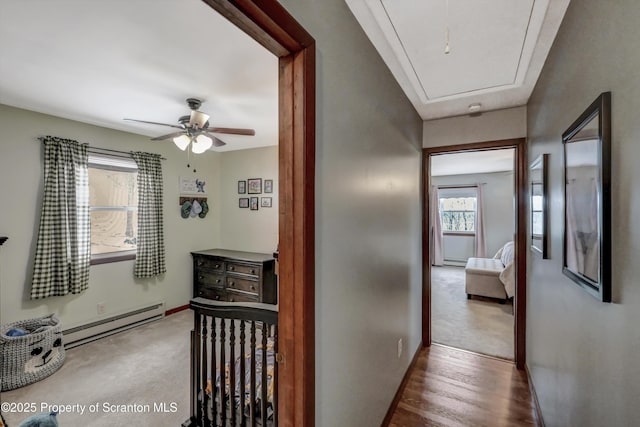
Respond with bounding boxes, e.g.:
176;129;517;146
88;154;138;263
439;187;477;233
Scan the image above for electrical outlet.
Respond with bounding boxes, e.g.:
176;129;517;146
97;302;106;315
397;338;403;359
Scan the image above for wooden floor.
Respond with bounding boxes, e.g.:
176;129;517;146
388;344;539;427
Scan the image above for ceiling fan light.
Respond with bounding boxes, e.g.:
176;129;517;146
190;111;210;129
192;134;213;153
173;135;191;151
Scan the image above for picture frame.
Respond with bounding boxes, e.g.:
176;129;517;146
261;197;272;207
238;180;246;194
264;179;273;193
249;197;259;210
248;178;262;194
239;198;249;208
530;154;549;258
562;92;611;302
179;176;207;194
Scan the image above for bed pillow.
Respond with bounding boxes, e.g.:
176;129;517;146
500;241;515;267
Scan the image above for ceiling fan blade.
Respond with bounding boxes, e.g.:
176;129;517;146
150;131;187;141
124;118;184;129
204;132;227;147
206;127;255;136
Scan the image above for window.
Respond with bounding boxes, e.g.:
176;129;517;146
439;188;477;233
88;154;138;263
531;187;543;236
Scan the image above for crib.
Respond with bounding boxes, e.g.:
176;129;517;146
182;297;278;427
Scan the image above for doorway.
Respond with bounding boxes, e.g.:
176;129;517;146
202;1;316;424
422;138;527;368
430;148;515;360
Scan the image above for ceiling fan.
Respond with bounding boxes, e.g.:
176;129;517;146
124;98;255;153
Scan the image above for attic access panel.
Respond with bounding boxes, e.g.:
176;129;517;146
380;0;534;100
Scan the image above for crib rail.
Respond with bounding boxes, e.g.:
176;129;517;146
182;297;278;427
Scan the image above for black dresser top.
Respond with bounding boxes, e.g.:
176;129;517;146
191;248;274;263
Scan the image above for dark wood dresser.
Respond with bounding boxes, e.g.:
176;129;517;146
191;249;277;304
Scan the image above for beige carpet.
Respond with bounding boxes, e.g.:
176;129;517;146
1;310;192;426
431;266;514;360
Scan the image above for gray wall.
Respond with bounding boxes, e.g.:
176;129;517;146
277;1;424;426
424;106;526;148
527;0;640;425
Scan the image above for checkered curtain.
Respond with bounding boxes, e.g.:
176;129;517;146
132;152;166;278
31;136;90;299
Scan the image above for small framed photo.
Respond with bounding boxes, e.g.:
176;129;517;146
239;198;249;208
238;180;246;194
250;197;259;210
248;178;262;194
261;197;272;207
264;179;273;193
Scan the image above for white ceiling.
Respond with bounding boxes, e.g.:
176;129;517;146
346;0;571;120
431;148;514;176
0;0;278;152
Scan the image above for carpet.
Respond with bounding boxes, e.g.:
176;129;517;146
1;310;192;427
431;266;514;360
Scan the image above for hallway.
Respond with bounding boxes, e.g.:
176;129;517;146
388;344;539;426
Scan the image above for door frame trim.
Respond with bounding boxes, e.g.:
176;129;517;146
422;138;527;368
201;1;316;425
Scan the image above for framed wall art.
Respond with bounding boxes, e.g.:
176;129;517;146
261;197;272;207
239;198;249;208
562;92;611;302
180;176;207;194
250;197;259;210
238;180;246;194
248;178;262;194
264;179;273;193
530;154;549;258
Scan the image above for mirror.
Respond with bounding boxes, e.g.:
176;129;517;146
530;154;549;258
562;92;611;302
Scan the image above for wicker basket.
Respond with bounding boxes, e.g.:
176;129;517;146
0;314;65;391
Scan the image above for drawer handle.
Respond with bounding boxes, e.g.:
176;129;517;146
229;266;235;271
229;281;235;287
215;264;220;269
229;297;235;302
215;295;221;300
216;279;221;284
250;269;256;274
250;285;256;291
198;261;203;266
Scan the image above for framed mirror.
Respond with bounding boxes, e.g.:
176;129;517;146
562;92;611;302
530;154;549;258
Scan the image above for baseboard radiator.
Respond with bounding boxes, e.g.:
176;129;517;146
63;302;165;349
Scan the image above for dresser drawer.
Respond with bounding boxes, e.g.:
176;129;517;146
196;271;224;288
226;262;260;276
226;276;259;295
197;286;225;301
226;290;259;303
194;256;225;272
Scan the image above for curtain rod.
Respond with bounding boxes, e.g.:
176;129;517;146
38;137;166;160
88;146;166;161
436;184;486;189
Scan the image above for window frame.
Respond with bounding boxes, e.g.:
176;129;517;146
87;154;138;265
438;187;478;235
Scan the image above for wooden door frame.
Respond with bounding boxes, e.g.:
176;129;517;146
422;138;527;369
201;1;316;425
